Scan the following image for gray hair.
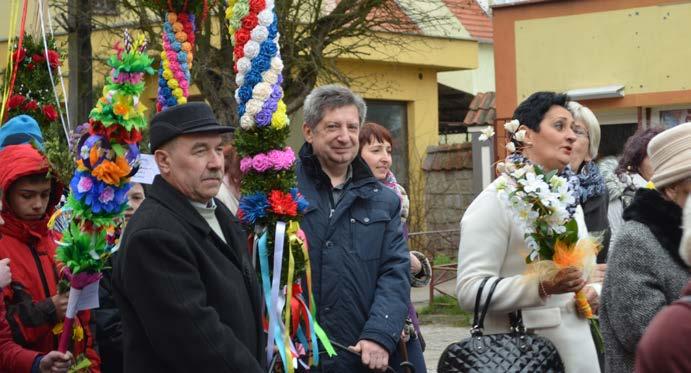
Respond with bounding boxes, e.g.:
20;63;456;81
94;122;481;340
567;101;601;159
303;84;367;129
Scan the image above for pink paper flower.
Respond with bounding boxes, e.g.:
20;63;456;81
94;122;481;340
269;147;296;171
240;157;253;173
77;176;93;193
252;154;272;172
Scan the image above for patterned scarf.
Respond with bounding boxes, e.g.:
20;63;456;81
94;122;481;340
576;161;606;205
381;170;403;201
506;153;580;215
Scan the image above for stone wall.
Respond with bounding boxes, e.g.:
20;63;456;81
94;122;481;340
409;143;476;259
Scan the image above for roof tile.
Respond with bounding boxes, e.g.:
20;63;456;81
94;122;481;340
442;0;493;41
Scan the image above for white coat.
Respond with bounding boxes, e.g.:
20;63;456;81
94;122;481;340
456;179;600;373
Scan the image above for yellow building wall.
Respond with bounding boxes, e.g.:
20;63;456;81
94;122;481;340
514;2;691;102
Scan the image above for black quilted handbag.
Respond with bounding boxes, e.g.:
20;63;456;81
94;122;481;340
437;277;565;372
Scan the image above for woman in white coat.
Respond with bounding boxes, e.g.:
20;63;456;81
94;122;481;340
456;92;601;372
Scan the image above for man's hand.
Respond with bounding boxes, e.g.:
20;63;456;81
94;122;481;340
51;293;69;320
577;286;600;317
0;258;10;288
348;340;389;372
39;351;73;373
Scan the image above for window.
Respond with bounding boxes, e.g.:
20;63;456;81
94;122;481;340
93;0;118;16
364;100;408;188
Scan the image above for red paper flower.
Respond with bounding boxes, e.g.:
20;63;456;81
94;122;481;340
241;14;259;30
268;190;298;217
235;28;251;46
42;104;58;122
249;0;266;13
23;100;39;111
32;54;46;63
47;50;61;69
7;94;25;109
12;48;26;64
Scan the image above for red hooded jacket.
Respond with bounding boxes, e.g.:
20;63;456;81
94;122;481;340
0;144;100;371
0;294;39;372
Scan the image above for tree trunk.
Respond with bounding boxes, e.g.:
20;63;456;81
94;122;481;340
68;0;93;129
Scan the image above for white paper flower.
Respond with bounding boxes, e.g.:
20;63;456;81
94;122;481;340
479;127;495;141
504;119;520;133
235;74;245;87
496;162;506;174
245;99;265;116
250;26;269;43
506;142;516;153
270;57;284;71
252;82;273;101
240;115;255;130
262;70;279;85
243;41;261;59
514;130;527;142
237;57;252;74
258;10;274;26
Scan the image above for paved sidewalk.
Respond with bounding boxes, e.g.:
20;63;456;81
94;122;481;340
419;323;469;373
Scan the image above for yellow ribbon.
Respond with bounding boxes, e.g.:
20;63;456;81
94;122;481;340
283;221;298;373
1;0;21;122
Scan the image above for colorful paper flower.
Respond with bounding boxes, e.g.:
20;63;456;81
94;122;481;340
238;192;269;225
268;190;297;217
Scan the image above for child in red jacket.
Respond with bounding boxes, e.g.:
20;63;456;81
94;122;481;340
1;258;72;372
0;144;100;371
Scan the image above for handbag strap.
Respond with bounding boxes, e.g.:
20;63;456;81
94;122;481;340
508;309;526;333
471;277;492;329
477;277;504;330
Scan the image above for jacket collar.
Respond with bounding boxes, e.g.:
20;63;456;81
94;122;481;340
623;188;685;268
298;142;376;190
149;175;215;235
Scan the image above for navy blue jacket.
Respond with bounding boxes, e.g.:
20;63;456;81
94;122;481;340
297;143;410;372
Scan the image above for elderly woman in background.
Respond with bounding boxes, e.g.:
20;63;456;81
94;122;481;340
599;127;664;242
216;133;242;215
567;102;610;263
600;122;691;373
358;122;431;373
456;92;600;372
635;193;691;373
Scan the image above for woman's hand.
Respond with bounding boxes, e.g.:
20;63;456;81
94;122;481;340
576;286;599;316
539;267;585;297
588;264;606;284
0;258;10;288
409;253;422;275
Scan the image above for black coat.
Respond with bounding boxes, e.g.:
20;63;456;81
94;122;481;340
112;176;265;373
93;260;123;373
581;190;612;263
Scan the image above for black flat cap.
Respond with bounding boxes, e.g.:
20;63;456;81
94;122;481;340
149;102;234;151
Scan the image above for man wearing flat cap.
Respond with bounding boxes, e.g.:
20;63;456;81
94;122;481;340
112;102;265;372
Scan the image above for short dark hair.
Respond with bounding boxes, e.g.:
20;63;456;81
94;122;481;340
616;127;665;175
513;91;570;132
358;122;393;152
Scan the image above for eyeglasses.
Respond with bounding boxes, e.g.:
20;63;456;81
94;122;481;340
572;125;589;138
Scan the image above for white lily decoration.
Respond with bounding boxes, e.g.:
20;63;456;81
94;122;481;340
514;129;527;142
504;119;520;133
479;127;495;141
505;142;516;153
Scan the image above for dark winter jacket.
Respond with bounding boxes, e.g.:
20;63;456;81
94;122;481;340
296;143;410;372
112;176;265;373
600;189;690;373
0;144;100;370
635;280;691;373
93;258;122;373
581;190;611;263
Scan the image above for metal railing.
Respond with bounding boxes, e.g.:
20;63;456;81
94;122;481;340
407;228;460;307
